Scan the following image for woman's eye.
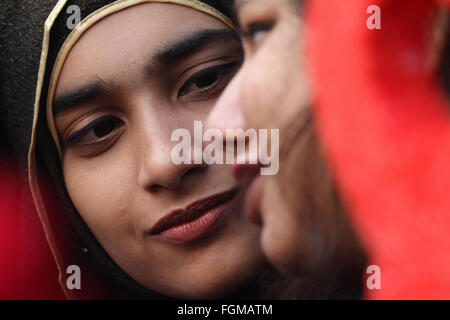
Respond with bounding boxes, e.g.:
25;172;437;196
242;22;274;45
194;71;219;89
67;115;124;146
252;30;269;44
178;62;241;99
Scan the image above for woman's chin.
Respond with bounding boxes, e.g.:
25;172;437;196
261;225;306;277
146;261;265;299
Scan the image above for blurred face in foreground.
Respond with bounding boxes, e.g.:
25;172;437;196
208;0;364;279
53;3;266;298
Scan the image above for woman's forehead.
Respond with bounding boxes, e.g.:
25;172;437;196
55;2;231;95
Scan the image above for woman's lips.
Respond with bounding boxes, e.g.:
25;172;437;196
244;176;263;225
149;188;239;243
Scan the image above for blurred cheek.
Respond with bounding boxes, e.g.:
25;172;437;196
240;54;279;129
259;178;305;275
241;42;303;131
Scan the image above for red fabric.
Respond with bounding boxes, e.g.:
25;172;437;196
0;154;20;298
0;154;65;299
308;0;450;299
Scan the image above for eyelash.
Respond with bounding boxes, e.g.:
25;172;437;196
67;114;124;146
178;61;241;99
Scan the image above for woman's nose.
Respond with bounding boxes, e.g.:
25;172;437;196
138;147;207;192
137;127;207;192
206;69;247;134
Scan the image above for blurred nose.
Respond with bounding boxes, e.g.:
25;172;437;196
206;69;247;133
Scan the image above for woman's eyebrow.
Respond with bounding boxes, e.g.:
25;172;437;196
53;29;240;115
53;80;108;116
235;0;251;9
147;28;241;74
232;0;251;31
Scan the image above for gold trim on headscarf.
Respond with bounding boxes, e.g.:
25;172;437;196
27;0;71;299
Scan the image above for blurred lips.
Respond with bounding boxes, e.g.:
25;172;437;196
231;164;263;225
149;187;239;243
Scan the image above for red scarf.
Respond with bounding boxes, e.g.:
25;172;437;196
309;0;450;299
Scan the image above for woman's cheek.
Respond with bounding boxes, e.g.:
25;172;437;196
63;157;131;235
259;177;306;275
241;43;301;131
239;41;280;129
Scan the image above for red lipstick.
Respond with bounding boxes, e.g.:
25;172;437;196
149;188;239;243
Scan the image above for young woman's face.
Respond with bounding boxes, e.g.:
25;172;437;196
53;3;266;298
208;0;361;277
